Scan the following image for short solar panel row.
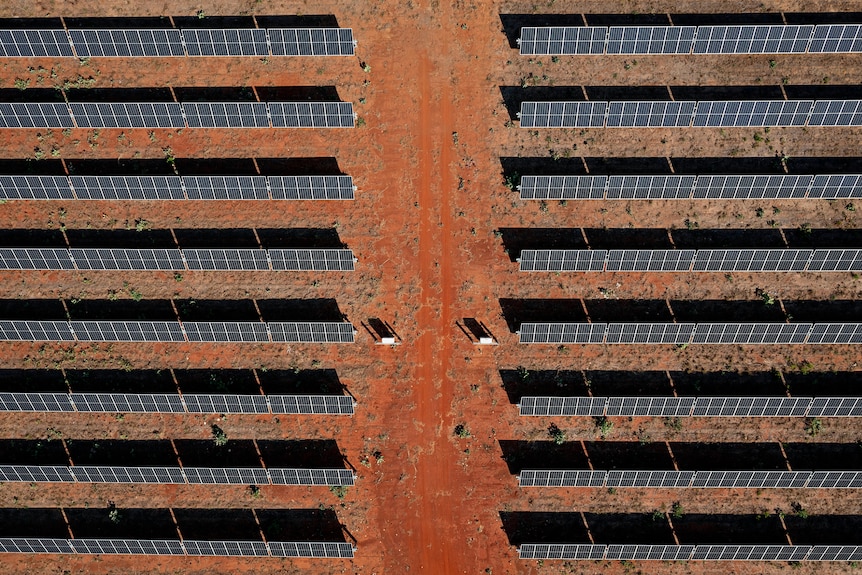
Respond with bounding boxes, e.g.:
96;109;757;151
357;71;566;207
0;538;354;558
519;24;862;55
519;100;862;128
0;175;355;201
518;323;862;344
518;249;862;272
0;101;355;129
518;469;862;488
0;392;354;414
0;321;356;343
518;173;862;200
0;248;356;271
519;544;862;561
0;465;355;486
0;28;355;57
519;396;862;416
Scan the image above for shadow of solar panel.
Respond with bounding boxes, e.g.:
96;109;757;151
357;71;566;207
70;175;185;200
0;103;73;128
268;102;355;128
607;26;696;54
607;101;695;127
808;175;862;199
182;102;269;128
519;27;607;55
520;175;607;200
519;101;607;128
182;28;269;56
606;175;695;199
810;25;862;53
268;28;355;56
0;175;73;200
0;30;73;57
269;249;355;271
70;29;185;57
181;175;269;200
268;175;355;200
808;100;862;126
519;544;606;560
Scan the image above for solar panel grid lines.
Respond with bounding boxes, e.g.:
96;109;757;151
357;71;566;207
518;26;608;55
0;538;353;557
692;25;815;54
518;544;862;561
268;101;355;128
606;100;696;127
810;24;862;52
180;28;269;56
70;29;185;57
607;26;697;54
268;28;356;56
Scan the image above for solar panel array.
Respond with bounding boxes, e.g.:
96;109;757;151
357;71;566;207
0;465;355;486
518;469;862;488
518;174;862;200
518;100;862;128
0;392;355;414
0;321;356;343
0;28;355;57
0;102;355;129
519;396;862;417
518;323;862;344
519;544;862;561
0;538;354;557
519;249;862;272
0;175;355;201
519;24;862;55
0;248;356;271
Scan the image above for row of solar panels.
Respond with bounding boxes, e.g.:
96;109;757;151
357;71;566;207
0;101;355;128
0;538;354;558
0;28;355;57
0;174;355;200
518;249;862;272
519;470;862;488
0;465;354;485
519;24;862;55
0;321;356;343
519;396;862;417
518;174;862;200
0;393;354;414
0;248;356;271
519;544;862;561
518;100;862;128
518;323;862;344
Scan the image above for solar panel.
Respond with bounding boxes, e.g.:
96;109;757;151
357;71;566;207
0;30;73;57
181;28;269;56
0;175;73;200
0;538;76;554
808;397;862;417
518;470;606;487
268;541;354;558
183;249;269;271
268;28;355;56
806;249;862;271
519;543;606;560
268;468;355;486
692;100;813;127
0;392;75;412
268;175;355;200
0;320;75;341
182;175;269;199
808;100;862;126
692;25;814;54
692;174;813;199
809;24;862;53
606;323;696;344
70;321;186;342
518;322;607;344
691;249;813;272
268;322;356;343
268;102;355;128
182;102;270;128
606;396;694;417
71;175;185;200
71;393;185;412
605;250;696;272
519;250;607;272
518;175;607;200
606;101;695;127
69;29;184;57
0;248;74;270
607;26;696;54
267;395;355;415
518;395;608;417
70;248;185;271
0;103;73;128
518;101;607;128
808;174;862;198
70;102;185;128
182;322;270;342
518;27;607;55
269;249;356;271
606;175;696;199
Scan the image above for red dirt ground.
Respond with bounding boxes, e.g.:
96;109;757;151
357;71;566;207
0;0;861;574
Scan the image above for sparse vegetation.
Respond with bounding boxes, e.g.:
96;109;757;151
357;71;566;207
454;424;470;438
211;424;228;446
547;423;566;445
